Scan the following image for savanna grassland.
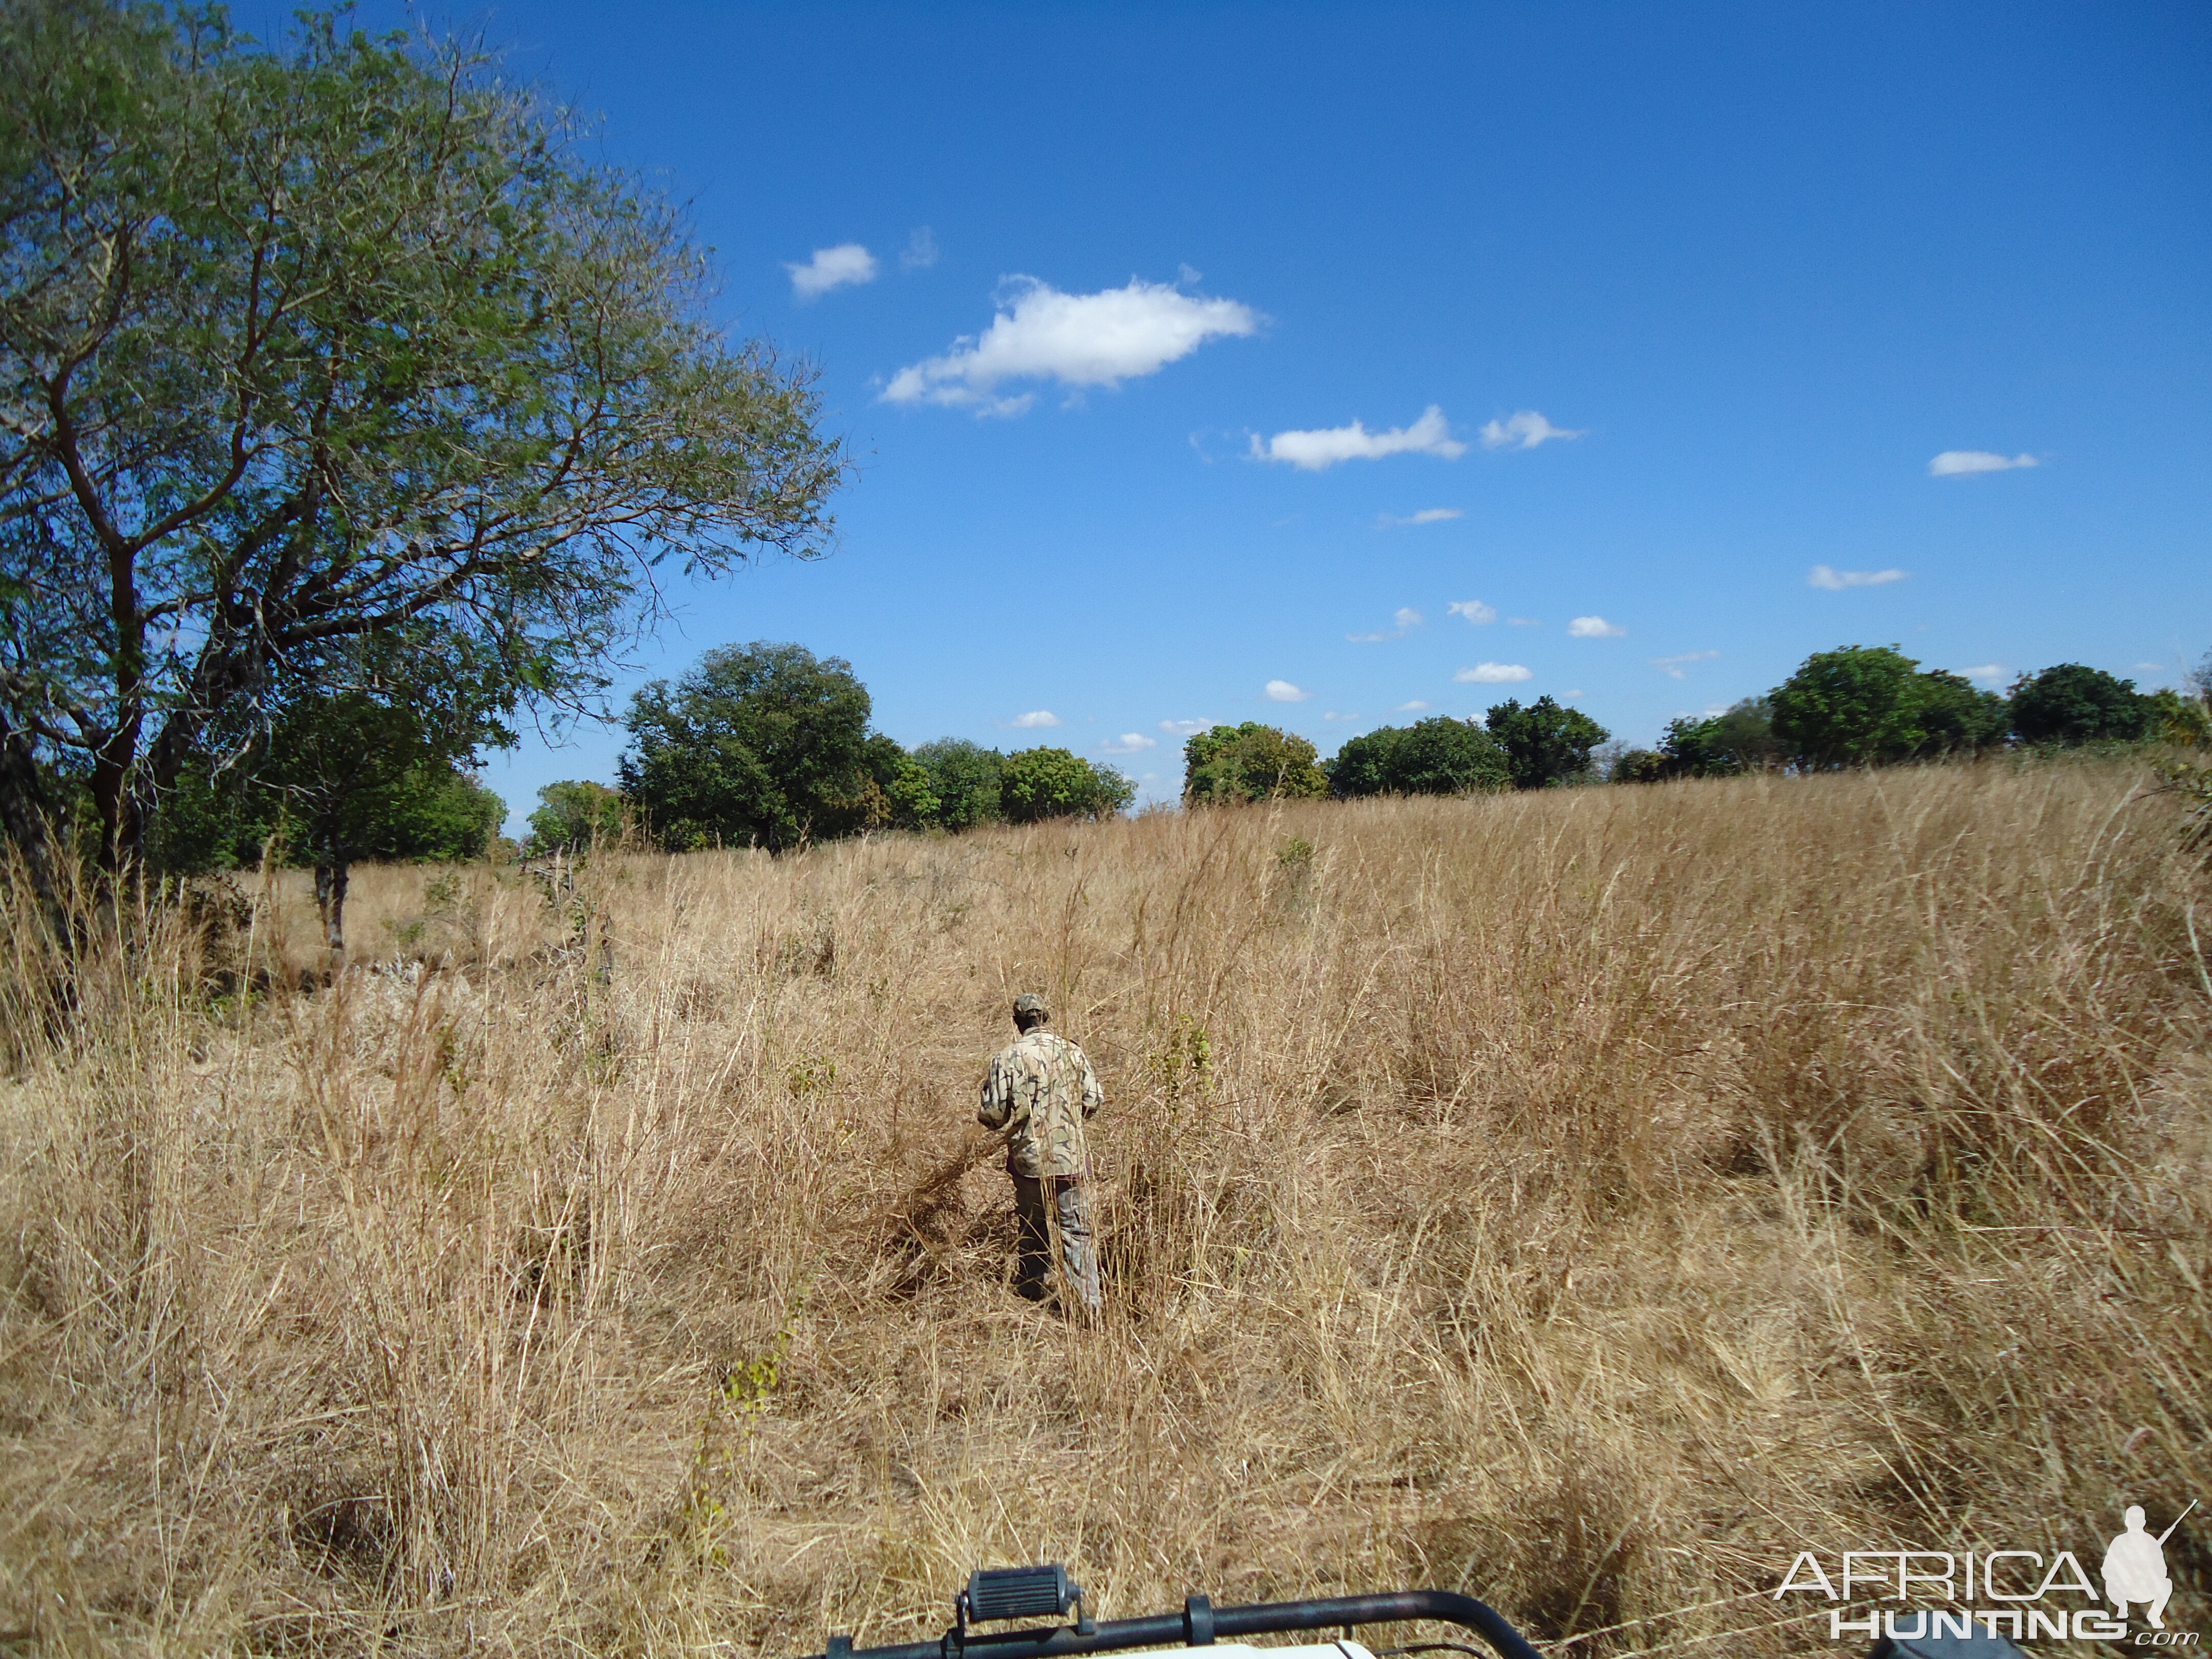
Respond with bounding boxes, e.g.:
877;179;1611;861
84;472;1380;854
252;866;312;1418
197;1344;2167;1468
1;759;2206;1657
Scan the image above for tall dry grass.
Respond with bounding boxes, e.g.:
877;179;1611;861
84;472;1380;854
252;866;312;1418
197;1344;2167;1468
0;759;2206;1657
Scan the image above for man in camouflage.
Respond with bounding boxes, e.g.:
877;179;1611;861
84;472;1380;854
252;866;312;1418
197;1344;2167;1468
977;992;1104;1314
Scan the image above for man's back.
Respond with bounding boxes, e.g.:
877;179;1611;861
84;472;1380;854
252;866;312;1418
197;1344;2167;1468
979;1029;1102;1178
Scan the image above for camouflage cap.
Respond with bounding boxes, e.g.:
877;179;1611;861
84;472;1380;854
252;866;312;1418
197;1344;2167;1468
1012;992;1051;1022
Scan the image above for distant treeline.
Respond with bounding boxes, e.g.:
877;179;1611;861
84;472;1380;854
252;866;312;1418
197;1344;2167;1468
151;639;2208;869
527;643;1133;855
1173;644;2211;810
1610;646;2209;783
522;640;2208;855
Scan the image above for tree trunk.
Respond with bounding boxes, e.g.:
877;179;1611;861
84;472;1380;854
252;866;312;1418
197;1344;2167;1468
90;722;144;883
313;855;350;975
0;709;68;948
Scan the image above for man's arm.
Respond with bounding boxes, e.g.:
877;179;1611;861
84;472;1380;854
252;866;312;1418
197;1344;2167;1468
979;1051;1029;1131
1079;1051;1104;1119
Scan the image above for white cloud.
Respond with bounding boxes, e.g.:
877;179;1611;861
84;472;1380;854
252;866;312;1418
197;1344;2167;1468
1265;679;1312;703
1568;615;1627;638
1651;650;1720;680
1455;663;1532;684
786;243;879;300
1507;616;1541;627
899;227;939;271
1159;718;1208;736
1009;710;1061;729
1347;606;1426;643
1961;663;2007;683
1100;732;1157;754
1322;710;1359;722
1447;599;1498;626
883;276;1258;413
1381;506;1464;526
1929;450;2039;477
1396;699;1432;712
1480;411;1584;451
1250;405;1466;471
1809;564;1907;590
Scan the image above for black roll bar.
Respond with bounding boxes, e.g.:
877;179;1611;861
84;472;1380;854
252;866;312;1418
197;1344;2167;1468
807;1588;1542;1659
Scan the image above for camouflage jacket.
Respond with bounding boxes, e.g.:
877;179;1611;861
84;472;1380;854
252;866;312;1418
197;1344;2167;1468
977;1030;1103;1179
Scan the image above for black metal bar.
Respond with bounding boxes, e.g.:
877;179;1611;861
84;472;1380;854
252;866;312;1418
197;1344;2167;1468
1183;1596;1215;1648
801;1589;1541;1659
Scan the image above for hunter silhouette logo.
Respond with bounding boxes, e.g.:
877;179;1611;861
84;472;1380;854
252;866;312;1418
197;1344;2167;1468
1775;1498;2202;1644
2105;1502;2196;1630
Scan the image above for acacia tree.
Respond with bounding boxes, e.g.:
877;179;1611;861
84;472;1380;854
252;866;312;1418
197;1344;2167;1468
0;5;845;897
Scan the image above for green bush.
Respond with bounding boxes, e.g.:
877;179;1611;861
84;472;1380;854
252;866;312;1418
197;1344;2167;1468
2150;685;2211;747
1484;696;1610;789
621;643;879;852
1771;645;2007;769
1609;748;1668;784
153;692;505;871
524;781;628;856
1183;723;1330;804
999;748;1135;823
1328;718;1508;797
910;739;1004;830
2008;663;2155;746
1645;697;1789;780
1917;671;2010;755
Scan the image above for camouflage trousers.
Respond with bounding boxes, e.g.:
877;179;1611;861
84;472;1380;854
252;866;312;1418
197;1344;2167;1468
1011;1174;1102;1314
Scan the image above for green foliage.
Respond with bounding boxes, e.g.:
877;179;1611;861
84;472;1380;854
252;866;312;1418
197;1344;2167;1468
380;773;506;864
153;691;504;870
2163;755;2212;857
1770;646;1925;768
1615;700;1782;784
1915;671;2010;755
1183;722;1330;805
855;733;912;830
2008;663;2155;746
0;4;846;873
2150;686;2212;748
1656;717;1741;779
525;781;628;856
621;644;880;852
1645;697;1789;781
1769;646;2006;770
1610;748;1667;784
910;739;1003;831
883;757;943;831
1483;697;1611;789
2159;653;2212;749
1327;717;1509;797
999;748;1135;823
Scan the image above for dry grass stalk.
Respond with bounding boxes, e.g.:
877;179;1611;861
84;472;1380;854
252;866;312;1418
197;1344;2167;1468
0;759;2205;1656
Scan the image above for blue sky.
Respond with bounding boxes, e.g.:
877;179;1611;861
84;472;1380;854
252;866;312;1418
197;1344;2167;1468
335;2;2210;818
